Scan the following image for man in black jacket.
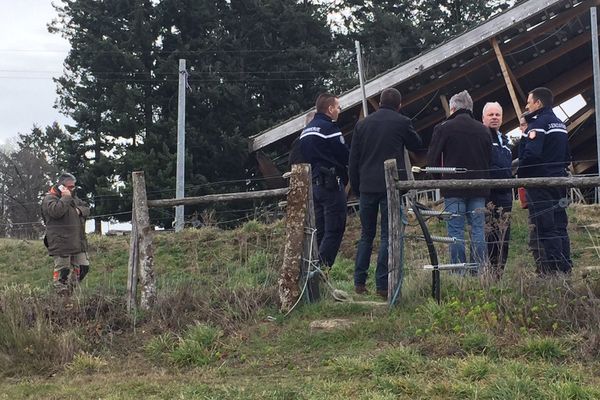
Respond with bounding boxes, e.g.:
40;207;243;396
300;93;349;269
482;102;513;278
349;88;422;297
518;87;572;274
427;90;491;272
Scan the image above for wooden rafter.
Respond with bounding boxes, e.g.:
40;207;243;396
440;95;450;117
491;37;523;121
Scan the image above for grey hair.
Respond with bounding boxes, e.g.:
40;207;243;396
449;90;473;112
58;172;76;185
482;101;503;116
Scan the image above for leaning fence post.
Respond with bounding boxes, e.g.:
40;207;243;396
126;206;139;314
385;159;402;304
132;171;157;310
279;164;311;312
302;165;320;302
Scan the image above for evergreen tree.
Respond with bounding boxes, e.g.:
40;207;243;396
330;0;511;80
49;0;339;228
50;0;158;231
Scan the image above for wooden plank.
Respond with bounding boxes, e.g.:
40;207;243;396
248;0;571;152
279;164;310;312
147;188;288;208
394;176;600;191
385;159;402;304
515;31;597;78
507;67;527;102
568;108;595;133
132;171;156;310
440;95;450;117
491;37;523;120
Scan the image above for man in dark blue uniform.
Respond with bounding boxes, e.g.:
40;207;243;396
518;87;572;274
300;93;349;269
482;102;513;278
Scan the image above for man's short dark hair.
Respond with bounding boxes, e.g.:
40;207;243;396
530;87;554;108
315;93;337;113
58;172;76;185
379;88;402;109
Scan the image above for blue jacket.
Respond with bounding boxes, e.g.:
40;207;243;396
489;129;513;180
517;107;570;178
488;128;513;208
300;113;349;183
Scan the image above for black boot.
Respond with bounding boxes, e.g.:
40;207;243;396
53;268;71;294
78;265;89;282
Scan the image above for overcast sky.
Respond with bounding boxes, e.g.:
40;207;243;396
0;0;71;146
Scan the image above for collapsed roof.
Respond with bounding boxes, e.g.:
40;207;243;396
250;0;600;178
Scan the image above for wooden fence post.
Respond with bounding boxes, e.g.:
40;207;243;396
385;159;402;304
302;165;320;302
279;164;310;312
132;171;157;310
126;206;139;314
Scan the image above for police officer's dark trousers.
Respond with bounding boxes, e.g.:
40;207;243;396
313;181;347;268
526;187;571;274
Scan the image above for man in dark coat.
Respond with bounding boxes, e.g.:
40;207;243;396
482;101;513;278
427;90;492;272
349;87;422;298
41;173;91;292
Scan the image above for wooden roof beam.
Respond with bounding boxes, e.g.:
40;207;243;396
491;37;525;120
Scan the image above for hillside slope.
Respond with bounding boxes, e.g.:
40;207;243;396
0;205;599;399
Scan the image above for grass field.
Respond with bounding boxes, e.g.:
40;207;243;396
0;203;599;399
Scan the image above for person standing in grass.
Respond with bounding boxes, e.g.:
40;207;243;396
41;173;91;293
427;90;492;273
482;101;513;278
518;87;572;274
349;87;422;299
299;93;349;270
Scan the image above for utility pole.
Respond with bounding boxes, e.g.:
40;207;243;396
355;40;369;117
175;59;186;231
591;8;600;202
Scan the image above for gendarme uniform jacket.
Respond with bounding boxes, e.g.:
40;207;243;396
41;186;90;256
299;112;349;184
517;107;570;178
488;128;514;209
349;106;422;195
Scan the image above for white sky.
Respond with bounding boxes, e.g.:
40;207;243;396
0;0;71;146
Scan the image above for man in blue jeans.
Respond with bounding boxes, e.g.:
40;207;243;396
427;91;492;271
349;88;422;298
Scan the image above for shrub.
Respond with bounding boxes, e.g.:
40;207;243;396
460;356;492;381
144;333;176;363
461;332;494;355
170;323;223;368
373;347;423;376
520;337;566;361
65;352;108;374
